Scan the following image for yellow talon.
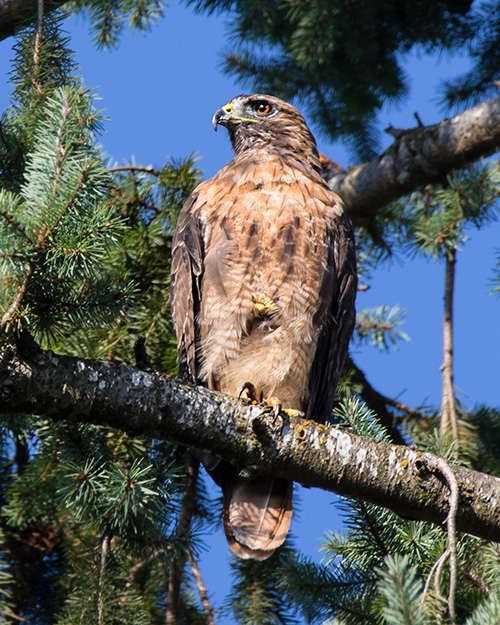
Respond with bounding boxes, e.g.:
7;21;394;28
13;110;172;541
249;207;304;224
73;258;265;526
252;293;280;318
263;397;302;417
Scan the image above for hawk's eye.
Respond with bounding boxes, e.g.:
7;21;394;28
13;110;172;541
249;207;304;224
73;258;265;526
254;101;272;115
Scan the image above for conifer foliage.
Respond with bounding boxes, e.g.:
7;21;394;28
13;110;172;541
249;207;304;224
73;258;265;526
1;3;500;625
0;13;207;624
0;17;131;344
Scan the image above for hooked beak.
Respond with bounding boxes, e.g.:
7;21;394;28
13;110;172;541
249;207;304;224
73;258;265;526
212;103;259;131
212;108;229;132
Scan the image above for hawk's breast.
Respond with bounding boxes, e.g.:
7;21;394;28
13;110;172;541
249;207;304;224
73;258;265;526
194;153;343;407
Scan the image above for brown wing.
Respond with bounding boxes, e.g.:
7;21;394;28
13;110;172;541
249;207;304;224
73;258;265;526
170;190;204;384
305;210;357;424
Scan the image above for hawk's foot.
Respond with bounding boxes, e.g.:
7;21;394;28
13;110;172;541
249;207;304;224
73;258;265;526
263;396;302;418
239;382;261;404
252;293;281;318
239;386;302;418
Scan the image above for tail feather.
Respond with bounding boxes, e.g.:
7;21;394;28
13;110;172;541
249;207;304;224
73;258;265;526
223;474;292;560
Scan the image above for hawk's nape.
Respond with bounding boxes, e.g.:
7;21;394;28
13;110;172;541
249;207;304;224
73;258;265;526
170;94;357;559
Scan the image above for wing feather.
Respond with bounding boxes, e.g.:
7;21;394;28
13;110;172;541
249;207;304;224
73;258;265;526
170;191;204;384
306;210;357;424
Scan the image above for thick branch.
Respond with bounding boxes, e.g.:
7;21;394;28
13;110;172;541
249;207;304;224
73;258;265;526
328;96;500;222
1;346;500;543
0;0;66;41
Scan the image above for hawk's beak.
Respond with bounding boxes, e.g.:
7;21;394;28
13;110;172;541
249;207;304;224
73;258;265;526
212;106;232;132
212;103;259;131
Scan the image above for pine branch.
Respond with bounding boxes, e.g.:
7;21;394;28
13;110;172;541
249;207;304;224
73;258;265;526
440;250;458;441
106;165;161;176
0;610;27;623
187;550;216;625
0;264;33;334
32;0;44;97
326;95;500;222
344;356;407;445
377;555;425;625
2;345;500;544
98;533;110;625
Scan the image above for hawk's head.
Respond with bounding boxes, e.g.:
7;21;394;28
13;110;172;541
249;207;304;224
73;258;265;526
212;94;320;168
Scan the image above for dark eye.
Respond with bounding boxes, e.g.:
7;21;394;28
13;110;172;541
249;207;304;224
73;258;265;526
254;101;272;115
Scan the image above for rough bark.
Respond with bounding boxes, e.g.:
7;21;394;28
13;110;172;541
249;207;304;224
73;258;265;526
1;344;500;543
327;96;500;222
0;0;66;40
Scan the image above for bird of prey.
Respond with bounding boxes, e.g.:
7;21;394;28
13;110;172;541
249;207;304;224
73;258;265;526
170;94;357;559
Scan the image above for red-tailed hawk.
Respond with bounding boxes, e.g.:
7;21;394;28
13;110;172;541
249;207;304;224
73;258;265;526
170;94;357;559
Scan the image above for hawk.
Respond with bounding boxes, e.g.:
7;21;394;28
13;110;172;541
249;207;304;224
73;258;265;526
170;94;357;559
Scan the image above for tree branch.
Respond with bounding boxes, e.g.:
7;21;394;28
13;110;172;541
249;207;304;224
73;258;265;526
326;96;500;222
0;0;66;41
187;550;216;625
0;265;33;335
166;450;200;625
440;251;458;440
1;345;500;543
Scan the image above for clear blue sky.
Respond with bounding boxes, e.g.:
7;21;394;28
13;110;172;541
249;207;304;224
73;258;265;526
0;4;499;622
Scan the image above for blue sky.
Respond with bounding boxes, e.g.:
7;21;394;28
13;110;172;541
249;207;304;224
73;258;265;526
1;4;499;622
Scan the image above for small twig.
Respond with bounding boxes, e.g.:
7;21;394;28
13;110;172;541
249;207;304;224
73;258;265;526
106;165;161;176
187;550;216;625
464;569;490;595
32;0;44;97
384;125;413;140
112;431;128;459
0;265;33;334
0;610;27;622
98;533;111;625
420;457;459;624
144;294;171;342
127;550;161;584
382;395;420;417
421;553;444;606
46;166;90;240
414;112;425;127
436;458;459;624
356;320;396;332
434;548;450;599
96;328;126;358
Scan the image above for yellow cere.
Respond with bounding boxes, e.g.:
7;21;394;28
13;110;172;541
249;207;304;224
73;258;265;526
223;101;260;124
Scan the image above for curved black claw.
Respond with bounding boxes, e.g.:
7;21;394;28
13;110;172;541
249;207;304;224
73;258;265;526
239;382;257;404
